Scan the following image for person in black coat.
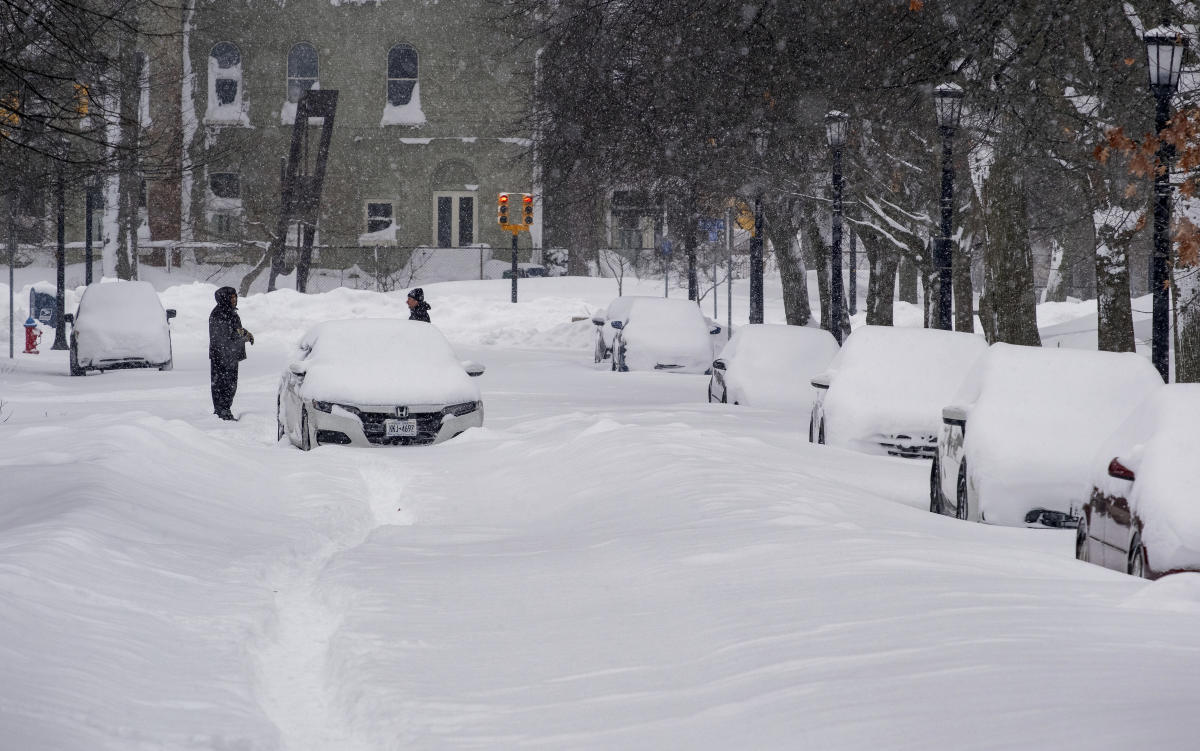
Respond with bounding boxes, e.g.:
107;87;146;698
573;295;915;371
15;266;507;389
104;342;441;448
407;288;432;322
208;286;254;420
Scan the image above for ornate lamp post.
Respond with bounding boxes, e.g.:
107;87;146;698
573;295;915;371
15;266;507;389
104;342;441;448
1145;27;1188;381
749;129;769;324
825;110;849;344
933;83;964;332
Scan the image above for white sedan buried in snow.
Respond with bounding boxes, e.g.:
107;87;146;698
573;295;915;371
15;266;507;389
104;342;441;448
1076;386;1200;578
591;295;653;363
277;319;485;450
65;281;176;376
709;324;839;408
932;344;1162;527
609;297;721;373
809;326;987;458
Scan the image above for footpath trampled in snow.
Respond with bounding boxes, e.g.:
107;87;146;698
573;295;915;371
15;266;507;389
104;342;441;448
1;277;1198;749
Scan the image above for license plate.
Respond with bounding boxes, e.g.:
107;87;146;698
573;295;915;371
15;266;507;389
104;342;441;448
384;419;418;437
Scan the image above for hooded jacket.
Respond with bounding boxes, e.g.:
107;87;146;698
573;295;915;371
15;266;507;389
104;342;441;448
209;287;250;366
408;288;432;323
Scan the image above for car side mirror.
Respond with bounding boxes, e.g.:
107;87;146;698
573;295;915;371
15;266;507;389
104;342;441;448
810;372;831;390
166;309;177;320
712;359;726;371
462;360;486;377
942;404;969;426
288;362;307;377
64;313;74;324
709;325;722;335
1108;457;1136;482
610;320;624;330
591;316;605;327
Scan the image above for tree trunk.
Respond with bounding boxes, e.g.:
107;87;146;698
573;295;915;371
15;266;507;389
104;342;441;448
897;254;919;304
1041;239;1066;304
1176;262;1200;381
978;148;1041;346
808;223;830;331
1094;217;1136;353
954;229;975;332
768;201;811;325
862;233;896;326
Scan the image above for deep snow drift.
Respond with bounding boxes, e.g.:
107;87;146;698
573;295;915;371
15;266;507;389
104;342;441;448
2;275;1199;749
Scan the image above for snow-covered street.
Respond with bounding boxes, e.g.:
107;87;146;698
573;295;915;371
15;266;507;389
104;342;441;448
3;278;1200;749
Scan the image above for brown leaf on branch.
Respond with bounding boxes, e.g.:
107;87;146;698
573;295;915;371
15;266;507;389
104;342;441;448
1181;178;1199;199
1125;182;1139;199
909;0;924;10
1094;144;1111;164
1134;212;1148;233
1175;216;1200;268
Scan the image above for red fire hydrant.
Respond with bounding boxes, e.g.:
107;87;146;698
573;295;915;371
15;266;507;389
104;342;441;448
23;316;41;354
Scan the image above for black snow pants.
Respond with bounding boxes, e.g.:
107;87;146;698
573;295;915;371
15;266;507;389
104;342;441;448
210;360;239;413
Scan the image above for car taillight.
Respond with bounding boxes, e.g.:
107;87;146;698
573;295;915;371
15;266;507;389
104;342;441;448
1107;457;1136;482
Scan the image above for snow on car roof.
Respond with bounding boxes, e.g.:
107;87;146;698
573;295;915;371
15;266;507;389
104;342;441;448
964;344;1162;524
74;281;172;363
296;318;479;405
720;324;839;410
822;325;988;444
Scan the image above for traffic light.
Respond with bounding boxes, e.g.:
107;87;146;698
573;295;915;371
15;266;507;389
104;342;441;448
521;193;534;225
497;193;510;225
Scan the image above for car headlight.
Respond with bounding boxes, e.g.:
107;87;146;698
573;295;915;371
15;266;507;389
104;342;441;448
312;400;333;413
443;401;480;417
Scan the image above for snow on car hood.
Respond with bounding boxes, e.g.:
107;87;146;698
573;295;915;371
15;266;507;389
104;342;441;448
74;281;172;364
294;319;480;406
1092;386;1200;573
620;298;715;373
721;324;839;410
965;344;1162;526
822;326;987;450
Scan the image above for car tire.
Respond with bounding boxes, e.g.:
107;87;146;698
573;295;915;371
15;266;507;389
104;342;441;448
1128;535;1146;578
956;461;970;521
158;357;173;372
707;379;715;403
929;458;943;514
1075;513;1090;563
300;408;312;451
276;396;285;442
817;419;825;445
69;340;85;377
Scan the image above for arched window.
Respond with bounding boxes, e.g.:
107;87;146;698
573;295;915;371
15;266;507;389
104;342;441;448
287;43;318;103
210;42;241;107
387;44;418;106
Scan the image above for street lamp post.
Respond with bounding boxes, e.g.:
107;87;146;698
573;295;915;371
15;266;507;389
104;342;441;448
749;129;768;324
825;111;849;344
1145;27;1188;382
933;83;964;332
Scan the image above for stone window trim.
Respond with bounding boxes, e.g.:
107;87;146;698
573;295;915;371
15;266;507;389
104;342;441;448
365;200;394;234
287;42;319;104
387;44;419;106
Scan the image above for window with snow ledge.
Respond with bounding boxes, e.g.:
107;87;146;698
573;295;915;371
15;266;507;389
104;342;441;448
362;201;397;244
205;172;243;237
381;44;425;126
206;42;249;126
282;43;319;125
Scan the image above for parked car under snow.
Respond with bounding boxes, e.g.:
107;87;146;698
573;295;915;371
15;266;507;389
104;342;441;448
1076;385;1199;578
809;325;987;458
932;344;1162;527
591;295;652;363
65;281;176;376
277;319;485;450
709;324;839;409
607;297;720;374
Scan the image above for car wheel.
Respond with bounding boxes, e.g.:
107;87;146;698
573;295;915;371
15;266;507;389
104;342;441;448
300;408;312;451
610;354;616;371
707;379;715;403
817;419;826;445
1075;513;1090;563
276;396;285;442
956;461;970;520
929;458;943;514
69;340;85;377
158;357;173;372
1128;535;1146;578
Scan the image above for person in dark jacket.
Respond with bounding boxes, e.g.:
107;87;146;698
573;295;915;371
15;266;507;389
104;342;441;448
407;288;432;322
208;286;254;420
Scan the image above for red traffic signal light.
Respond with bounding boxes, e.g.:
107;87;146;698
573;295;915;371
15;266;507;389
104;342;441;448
521;193;534;225
497;193;510;225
